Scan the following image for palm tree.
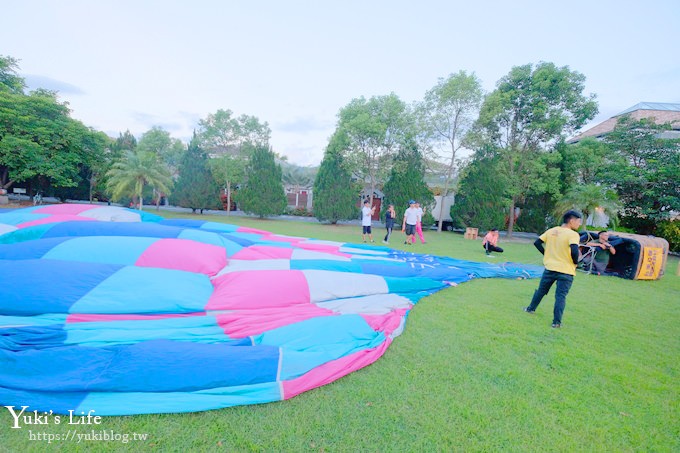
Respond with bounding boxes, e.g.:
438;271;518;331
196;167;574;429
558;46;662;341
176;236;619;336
106;150;173;210
554;184;621;230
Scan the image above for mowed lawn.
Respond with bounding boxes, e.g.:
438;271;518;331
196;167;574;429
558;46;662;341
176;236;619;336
2;210;679;452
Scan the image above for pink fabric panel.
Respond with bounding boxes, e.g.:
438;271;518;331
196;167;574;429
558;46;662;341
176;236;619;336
215;305;336;338
360;308;409;336
33;204;98;215
296;242;351;257
135;238;227;276
18;215;91;229
66;312;206;323
236;226;269;234
207;270;310;310
283;339;391;399
231;245;293;260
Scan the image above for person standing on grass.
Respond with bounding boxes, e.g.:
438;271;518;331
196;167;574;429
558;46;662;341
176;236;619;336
402;200;419;245
524;210;582;328
482;228;503;255
411;202;426;244
361;199;376;243
383;204;396;244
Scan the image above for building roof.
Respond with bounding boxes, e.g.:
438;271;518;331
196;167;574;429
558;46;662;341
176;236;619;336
568;102;680;143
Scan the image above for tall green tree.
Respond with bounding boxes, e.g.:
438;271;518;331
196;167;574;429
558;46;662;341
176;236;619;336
0;86;107;193
173;135;220;213
237;145;286;218
417;70;484;231
452;150;509;231
383;143;433;221
337;93;408;206
602;115;680;232
197;109;271;153
313;132;357;224
137;126;185;174
208;154;246;214
473;62;598;236
105;149;173;210
554;183;620;230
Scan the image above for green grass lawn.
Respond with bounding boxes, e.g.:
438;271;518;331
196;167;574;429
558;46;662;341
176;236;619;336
2;211;679;452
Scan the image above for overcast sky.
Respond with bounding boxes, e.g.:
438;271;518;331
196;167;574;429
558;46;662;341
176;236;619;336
2;0;679;166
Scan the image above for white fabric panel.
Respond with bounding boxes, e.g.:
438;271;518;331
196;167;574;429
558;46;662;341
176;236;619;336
0;224;18;236
291;249;351;261
338;246;389;256
80;206;142;222
316;294;412;315
390;316;407;339
214;259;290;277
302;270;388;302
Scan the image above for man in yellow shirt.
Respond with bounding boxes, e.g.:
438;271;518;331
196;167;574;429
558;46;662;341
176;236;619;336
524;210;582;328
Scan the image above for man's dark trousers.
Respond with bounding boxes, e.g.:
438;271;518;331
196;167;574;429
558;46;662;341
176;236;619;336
527;269;574;324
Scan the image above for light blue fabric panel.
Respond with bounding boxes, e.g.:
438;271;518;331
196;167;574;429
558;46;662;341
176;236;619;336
178;229;243;256
64;316;242;346
0;313;68;328
42;236;158;265
255;314;386;380
70;267;212;314
384;276;447;294
200;222;240;233
76;381;282;415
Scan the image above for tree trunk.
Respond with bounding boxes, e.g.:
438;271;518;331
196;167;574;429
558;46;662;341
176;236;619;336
507;200;515;238
226;181;232;215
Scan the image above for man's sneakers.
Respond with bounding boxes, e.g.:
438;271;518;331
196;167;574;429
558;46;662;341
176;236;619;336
523;307;535;314
551;323;561;328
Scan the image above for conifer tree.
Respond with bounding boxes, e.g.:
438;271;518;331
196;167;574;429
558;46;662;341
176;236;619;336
173;134;221;213
383;143;433;222
313;132;357;224
237;144;286;218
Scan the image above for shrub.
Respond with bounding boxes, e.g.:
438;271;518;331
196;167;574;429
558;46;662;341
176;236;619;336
655;220;680;253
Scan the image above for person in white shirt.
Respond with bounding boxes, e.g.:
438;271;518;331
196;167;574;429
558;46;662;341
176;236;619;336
402;200;419;245
361;200;376;242
410;202;426;244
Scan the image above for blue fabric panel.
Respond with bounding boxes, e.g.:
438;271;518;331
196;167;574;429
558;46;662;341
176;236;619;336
77;381;282;416
256;314;385;380
0;387;88;415
137;211;163;222
0;314;68;328
42;236;158;265
70;266;212;314
0;212;48;225
64;316;249;347
223;232;263;242
200;222;240;233
0;237;71;260
0;223;56;244
0;325;67;351
0;260;122;315
217;234;255;247
290;260;363;273
43;221;182;239
158;219;207;228
384;276;447;294
0;340;281;392
178;229;243;255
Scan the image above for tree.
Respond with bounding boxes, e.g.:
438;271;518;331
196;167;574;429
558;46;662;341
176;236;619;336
105;150;173;210
208;154;246;214
173;135;220;213
452;150;509;231
237;145;286;218
554;183;620;230
0;87;107;193
137;126;185;173
417;71;483;231
0;55;26;94
337;93;407;206
197;109;271;154
383;143;433;221
473;62;598;236
313;131;358;224
601;116;680;232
